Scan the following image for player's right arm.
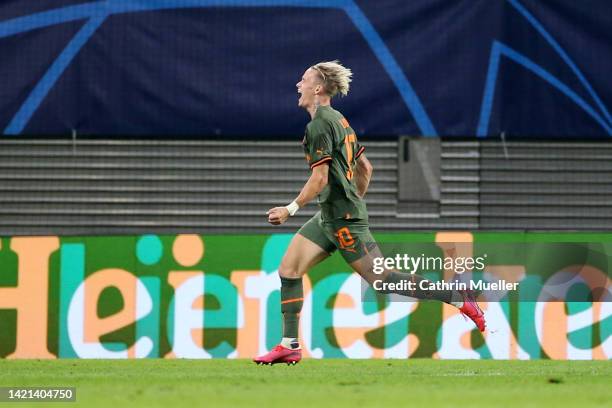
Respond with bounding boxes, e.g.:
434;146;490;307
267;124;332;225
354;154;373;198
266;164;329;225
295;163;329;207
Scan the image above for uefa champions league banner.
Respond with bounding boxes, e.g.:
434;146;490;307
1;0;612;137
0;232;610;360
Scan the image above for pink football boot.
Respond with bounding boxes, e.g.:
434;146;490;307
253;345;302;366
458;290;486;332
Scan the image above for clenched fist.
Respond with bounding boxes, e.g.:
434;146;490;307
267;207;290;225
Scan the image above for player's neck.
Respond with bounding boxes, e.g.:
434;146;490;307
308;100;331;119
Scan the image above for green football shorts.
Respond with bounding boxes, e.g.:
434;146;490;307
297;211;376;264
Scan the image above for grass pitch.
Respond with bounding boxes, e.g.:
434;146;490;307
0;359;610;407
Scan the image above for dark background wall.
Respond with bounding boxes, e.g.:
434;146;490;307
1;0;611;138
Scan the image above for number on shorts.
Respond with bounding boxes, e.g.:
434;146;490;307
336;227;355;249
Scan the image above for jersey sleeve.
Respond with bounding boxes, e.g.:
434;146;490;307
305;126;333;169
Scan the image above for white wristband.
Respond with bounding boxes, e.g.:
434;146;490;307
285;201;300;216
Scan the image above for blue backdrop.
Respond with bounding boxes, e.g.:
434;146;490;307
1;0;611;137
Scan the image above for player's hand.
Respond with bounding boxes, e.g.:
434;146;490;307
267;207;290;225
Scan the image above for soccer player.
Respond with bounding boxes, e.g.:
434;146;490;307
253;61;485;366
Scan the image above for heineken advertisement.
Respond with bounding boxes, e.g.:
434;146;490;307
0;232;610;360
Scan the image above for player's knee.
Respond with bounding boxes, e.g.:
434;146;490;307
278;260;301;279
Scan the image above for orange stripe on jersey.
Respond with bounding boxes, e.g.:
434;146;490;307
339;118;350;128
310;156;332;169
281;297;304;305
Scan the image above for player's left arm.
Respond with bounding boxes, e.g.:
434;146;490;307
267;164;329;225
354;154;373;198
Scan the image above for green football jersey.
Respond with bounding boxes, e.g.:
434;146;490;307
302;105;368;222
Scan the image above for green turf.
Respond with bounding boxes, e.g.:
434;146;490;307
0;359;610;407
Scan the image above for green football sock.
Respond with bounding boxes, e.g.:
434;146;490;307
280;276;304;339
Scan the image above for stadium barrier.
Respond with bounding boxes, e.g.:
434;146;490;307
0;232;610;360
4;138;612;236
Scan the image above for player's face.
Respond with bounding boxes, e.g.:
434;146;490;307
296;68;321;109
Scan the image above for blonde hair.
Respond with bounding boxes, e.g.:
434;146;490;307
311;60;353;98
